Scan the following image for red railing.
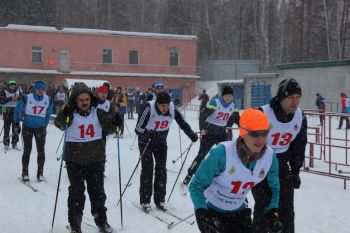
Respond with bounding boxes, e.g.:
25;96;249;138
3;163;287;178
303;110;350;189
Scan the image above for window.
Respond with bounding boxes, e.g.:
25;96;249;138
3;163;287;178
32;46;43;63
170;49;179;66
103;48;112;64
129;50;139;65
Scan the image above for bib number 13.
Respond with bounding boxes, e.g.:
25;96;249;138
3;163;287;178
271;132;293;146
78;124;95;138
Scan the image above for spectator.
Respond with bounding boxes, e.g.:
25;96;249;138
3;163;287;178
134;88;142;114
127;89;135;119
103;82;114;101
198;89;209;113
54;86;68;114
111;86;127;137
315;93;326;126
337;92;350;129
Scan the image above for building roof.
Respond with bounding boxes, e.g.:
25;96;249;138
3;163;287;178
3;24;197;41
0;67;200;79
276;59;350;70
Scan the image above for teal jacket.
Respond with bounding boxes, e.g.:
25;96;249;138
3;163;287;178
189;143;280;213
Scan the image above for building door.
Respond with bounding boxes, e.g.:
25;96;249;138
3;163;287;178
232;85;244;109
59;51;70;73
250;81;271;107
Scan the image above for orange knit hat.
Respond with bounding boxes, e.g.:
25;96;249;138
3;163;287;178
239;108;269;136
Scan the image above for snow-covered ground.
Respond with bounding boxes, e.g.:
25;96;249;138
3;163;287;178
0;108;349;233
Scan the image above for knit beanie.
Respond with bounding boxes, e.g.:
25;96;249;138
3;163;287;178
34;81;46;90
222;86;234;96
276;79;302;101
156;91;171;104
239;108;269;136
97;85;108;93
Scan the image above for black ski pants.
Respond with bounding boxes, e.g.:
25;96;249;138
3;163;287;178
252;162;295;233
196;208;252;233
66;161;107;228
3;108;19;146
139;140;167;205
338;112;350;129
22;125;46;173
187;133;227;177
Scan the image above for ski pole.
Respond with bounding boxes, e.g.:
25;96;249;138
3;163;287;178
117;138;151;206
51;117;69;232
172;144;194;164
167;142;194;203
130;134;137;150
338;170;350;174
0;133;18;144
124;121;132;138
55;132;65;156
0;124;4;138
116;129;124;228
167;213;195;229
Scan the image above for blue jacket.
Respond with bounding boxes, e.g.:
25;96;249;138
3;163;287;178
14;92;53;128
189;143;280;213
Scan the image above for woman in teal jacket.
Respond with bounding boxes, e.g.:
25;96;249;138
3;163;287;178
189;108;281;233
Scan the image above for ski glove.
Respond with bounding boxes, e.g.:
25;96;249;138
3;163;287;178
189;131;199;142
195;208;210;224
292;173;301;189
62;103;74;117
264;208;283;233
146;129;156;139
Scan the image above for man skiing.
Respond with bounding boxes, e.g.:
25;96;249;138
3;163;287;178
14;81;53;181
55;82;122;233
252;78;307;233
189;108;281;233
0;80;21;150
135;91;198;213
183;86;239;186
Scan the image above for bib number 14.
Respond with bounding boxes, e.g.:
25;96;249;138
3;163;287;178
78;124;95;138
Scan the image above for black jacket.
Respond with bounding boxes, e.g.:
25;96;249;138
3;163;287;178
55;104;122;166
259;99;308;175
135;102;194;143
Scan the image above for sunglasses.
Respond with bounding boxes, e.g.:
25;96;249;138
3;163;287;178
240;126;270;137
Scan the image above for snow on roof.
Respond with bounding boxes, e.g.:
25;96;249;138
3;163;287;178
64;79;108;88
0;67;200;79
216;79;244;84
6;24;57;32
3;24;197;40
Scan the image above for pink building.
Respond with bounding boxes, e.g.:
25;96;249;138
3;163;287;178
0;24;199;104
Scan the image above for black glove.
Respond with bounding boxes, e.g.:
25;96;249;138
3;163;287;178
146;129;156;139
195;208;210;223
13;123;21;135
292;173;301;189
264;208;283;233
189;131;199;142
62;103;73;117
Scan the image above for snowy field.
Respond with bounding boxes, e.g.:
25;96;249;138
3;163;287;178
0;108;350;233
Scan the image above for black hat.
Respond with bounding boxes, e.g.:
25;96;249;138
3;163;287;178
222;86;234;96
103;82;110;89
156;91;171;104
68;82;96;105
276;79;302;101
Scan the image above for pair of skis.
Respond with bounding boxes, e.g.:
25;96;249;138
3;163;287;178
131;202;195;229
18;178;39;192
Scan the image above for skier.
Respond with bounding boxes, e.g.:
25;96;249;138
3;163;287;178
135;91;198;213
14;81;53;181
189;108;281;233
252;78;307;233
97;85;112;114
55;82;122;233
0;80;21;150
182;86;240;186
54;86;68;114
